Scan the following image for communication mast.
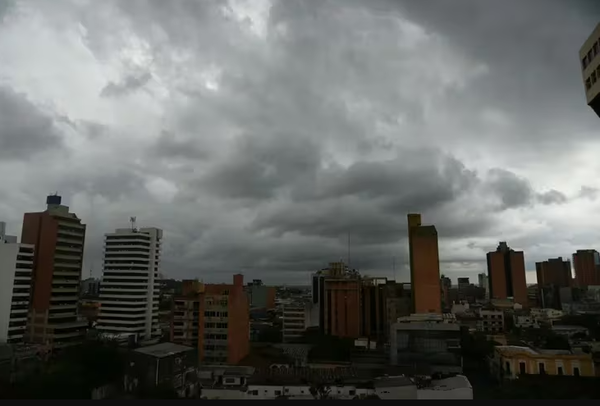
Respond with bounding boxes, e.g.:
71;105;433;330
130;216;138;232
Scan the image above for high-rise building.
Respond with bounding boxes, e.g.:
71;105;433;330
486;242;528;306
580;22;600;117
478;273;489;299
21;195;88;346
572;249;600;287
311;262;362;338
535;257;572;288
171;275;250;365
0;223;34;344
97;226;162;341
407;214;441;314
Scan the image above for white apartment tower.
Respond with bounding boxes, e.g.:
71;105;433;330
97;226;162;341
0;222;34;344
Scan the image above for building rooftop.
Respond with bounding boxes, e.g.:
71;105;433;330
134;342;195;358
424;375;472;391
372;376;414;388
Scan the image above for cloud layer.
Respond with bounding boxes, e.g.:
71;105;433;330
1;0;599;284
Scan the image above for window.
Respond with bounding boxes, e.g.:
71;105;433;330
275;390;283;395
574;367;580;377
558;367;564;376
505;361;511;374
586;78;592;90
592;71;597;84
349;390;356;396
225;378;235;384
538;363;546;375
519;362;526;375
583;56;588;69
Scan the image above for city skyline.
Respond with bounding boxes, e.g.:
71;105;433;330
1;1;600;285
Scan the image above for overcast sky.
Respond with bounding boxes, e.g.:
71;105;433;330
1;0;599;285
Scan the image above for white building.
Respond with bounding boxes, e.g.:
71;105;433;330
0;222;34;344
97;226;162;341
282;302;316;343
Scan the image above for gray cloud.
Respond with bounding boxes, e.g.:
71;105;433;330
0;0;598;284
0;86;64;159
100;71;152;98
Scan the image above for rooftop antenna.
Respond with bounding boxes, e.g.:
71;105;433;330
130;216;137;232
347;233;350;269
393;256;397;282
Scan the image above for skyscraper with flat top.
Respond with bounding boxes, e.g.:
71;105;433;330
21;195;88;346
407;214;441;314
486;242;528;306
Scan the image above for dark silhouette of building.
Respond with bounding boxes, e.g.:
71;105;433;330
573;250;600;287
407;214;441;314
486;242;528;307
536;257;572;288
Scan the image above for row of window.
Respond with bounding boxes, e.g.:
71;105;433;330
507;360;580;377
204;344;228;351
204;311;228;318
205;322;228;329
582;39;600;70
584;64;600;91
203;356;227;363
205;333;227;340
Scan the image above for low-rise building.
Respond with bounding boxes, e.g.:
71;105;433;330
475;308;504;334
390;314;462;374
124;342;199;397
490;345;595;380
196;365;473;400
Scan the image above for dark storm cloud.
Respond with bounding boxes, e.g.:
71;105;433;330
100;71;152;98
0;86;64;159
1;0;597;284
394;0;600;147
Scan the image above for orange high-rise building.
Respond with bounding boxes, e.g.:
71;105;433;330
535;257;572;288
21;195;88;346
171;274;249;365
573;250;600;287
486;242;528;306
407;214;441;314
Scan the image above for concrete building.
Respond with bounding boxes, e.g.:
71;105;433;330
245;280;276;310
195;365;472;400
389;314;462;374
486;242;528;307
478;273;489;299
21;195;88;346
96;226;162;341
580;22;600;117
171;275;250;365
124;342;199;398
407;214;441;314
0;223;34;344
474;308;504;334
490;345;595;379
311;262;362;338
536;257;572;288
573;249;600;287
282;302;313;343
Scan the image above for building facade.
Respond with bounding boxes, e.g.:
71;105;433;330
21;195;87;346
486;242;528;307
171;275;250;365
580;22;600;117
282;303;311;343
536;257;572;288
490;345;595;380
245;280;276;310
572;249;600;287
96;226;163;341
0;223;34;344
407;214;441;314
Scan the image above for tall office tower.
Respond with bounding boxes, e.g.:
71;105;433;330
171;275;249;365
572;249;600;287
0;223;34;344
407;214;441;314
486;242;528;306
21;195;88;346
478;273;490;300
97;226;162;341
580;22;600;117
535;257;573;288
311;262;362;338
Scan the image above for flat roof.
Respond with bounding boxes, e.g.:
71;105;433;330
373;376;414;388
425;375;472;391
134;342;195;358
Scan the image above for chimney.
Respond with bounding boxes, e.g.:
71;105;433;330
233;274;244;287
